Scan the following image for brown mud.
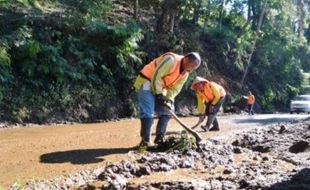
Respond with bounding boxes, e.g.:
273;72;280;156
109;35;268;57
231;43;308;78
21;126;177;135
0;114;308;189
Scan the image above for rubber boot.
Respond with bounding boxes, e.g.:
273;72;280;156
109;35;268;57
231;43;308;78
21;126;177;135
209;117;220;131
154;115;170;144
202;114;216;131
140;118;153;143
137;118;153;152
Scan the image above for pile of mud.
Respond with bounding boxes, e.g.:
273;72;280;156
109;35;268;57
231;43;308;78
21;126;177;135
13;119;310;190
233;118;310;166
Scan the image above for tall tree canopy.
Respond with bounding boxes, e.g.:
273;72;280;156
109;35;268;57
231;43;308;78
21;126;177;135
0;0;309;122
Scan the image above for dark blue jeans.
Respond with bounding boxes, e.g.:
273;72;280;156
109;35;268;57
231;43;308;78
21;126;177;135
204;96;225;130
248;104;254;115
136;87;174;142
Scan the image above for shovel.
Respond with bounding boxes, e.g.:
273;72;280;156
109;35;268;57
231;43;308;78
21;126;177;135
165;108;203;143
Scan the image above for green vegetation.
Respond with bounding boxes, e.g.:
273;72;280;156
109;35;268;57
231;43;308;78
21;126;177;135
10;179;26;190
302;73;310;94
0;0;309;123
166;132;197;152
0;1;142;122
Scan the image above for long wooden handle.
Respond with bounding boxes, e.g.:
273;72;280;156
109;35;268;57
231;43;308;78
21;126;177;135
166;109;203;142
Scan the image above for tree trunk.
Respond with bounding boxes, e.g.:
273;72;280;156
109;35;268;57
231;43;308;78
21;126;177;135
170;11;176;33
218;0;226;31
240;0;268;88
247;0;252;21
203;0;211;33
134;0;139;20
192;0;202;25
251;0;257;30
156;0;169;33
157;0;183;34
297;0;305;37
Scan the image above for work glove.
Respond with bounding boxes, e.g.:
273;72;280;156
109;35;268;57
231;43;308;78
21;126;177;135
155;94;173;110
164;99;174;110
155;94;166;105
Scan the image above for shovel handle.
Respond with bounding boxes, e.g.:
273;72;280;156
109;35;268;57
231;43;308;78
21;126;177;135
166;108;203;142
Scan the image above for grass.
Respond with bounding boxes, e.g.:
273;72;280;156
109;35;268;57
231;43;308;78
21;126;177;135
10;179;26;190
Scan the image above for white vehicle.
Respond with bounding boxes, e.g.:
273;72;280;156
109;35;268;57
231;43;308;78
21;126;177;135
290;95;310;114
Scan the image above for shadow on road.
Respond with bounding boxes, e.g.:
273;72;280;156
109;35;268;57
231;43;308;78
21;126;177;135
267;168;310;190
40;147;134;164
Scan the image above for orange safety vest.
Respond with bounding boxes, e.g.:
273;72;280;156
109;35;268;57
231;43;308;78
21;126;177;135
139;52;188;89
197;81;226;102
247;95;255;105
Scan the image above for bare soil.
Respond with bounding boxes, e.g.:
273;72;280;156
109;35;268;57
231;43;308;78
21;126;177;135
0;114;308;188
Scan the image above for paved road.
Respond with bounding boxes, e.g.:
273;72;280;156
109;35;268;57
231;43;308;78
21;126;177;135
223;113;309;126
208;113;309;141
0;113;309;188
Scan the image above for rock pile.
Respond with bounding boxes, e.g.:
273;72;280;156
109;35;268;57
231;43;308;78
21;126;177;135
233;119;310;166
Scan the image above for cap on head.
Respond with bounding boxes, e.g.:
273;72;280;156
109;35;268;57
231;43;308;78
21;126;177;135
185;52;201;70
190;76;208;90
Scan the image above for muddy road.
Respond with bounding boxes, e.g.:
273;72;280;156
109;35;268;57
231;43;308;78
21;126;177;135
0;113;308;188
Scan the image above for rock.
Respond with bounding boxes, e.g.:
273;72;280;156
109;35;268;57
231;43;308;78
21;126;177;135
222;180;238;190
137;156;150;163
135;165;151;177
303;134;310;139
239;179;250;189
105;174;127;190
252;145;271;153
179;160;193;168
289;141;309;154
223;166;234;174
210;180;223;190
233;147;242;154
279;125;286;134
232;140;240;146
159;163;172;171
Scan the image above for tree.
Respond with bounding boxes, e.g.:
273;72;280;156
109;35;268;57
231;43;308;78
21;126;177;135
134;0;139;20
297;0;306;37
192;0;203;25
240;0;268;88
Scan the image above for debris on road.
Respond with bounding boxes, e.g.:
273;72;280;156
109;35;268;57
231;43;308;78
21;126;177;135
9;118;310;190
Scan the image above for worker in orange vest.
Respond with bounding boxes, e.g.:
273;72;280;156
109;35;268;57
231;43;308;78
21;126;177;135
133;52;201;151
191;76;226;131
247;91;255;115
